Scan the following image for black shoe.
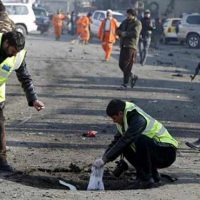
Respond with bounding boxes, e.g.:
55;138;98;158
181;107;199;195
0;160;14;172
130;75;138;88
119;84;128;90
128;178;156;189
140;60;144;66
185;138;200;150
0;164;14;172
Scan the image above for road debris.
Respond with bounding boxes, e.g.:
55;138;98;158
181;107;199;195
59;180;77;190
190;63;200;81
172;73;183;77
168;53;174;56
82;130;97;137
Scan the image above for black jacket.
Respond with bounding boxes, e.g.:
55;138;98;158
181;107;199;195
103;109;147;163
140;17;154;38
15;60;38;106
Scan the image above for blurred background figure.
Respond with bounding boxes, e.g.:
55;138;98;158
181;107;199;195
139;9;154;66
98;9;118;61
87;12;93;42
76;13;91;44
76;14;82;39
70;10;77;36
52;9;65;40
66;12;71;33
152;17;164;49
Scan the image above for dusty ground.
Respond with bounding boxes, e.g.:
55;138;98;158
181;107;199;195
0;30;199;199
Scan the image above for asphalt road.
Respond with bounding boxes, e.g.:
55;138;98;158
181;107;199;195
0;31;199;199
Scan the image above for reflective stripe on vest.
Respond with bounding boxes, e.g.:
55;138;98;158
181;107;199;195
0;33;26;102
116;102;178;151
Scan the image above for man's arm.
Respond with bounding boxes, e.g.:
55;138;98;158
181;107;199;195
103;110;147;163
104;132;122;154
116;20;126;36
15;60;38;106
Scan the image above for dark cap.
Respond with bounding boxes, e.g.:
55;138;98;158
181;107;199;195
87;12;92;17
127;8;136;16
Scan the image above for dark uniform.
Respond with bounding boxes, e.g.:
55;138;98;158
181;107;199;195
139;11;154;66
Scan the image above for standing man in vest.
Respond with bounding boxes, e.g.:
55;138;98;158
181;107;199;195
93;99;178;189
116;9;142;89
0;31;45;171
98;10;118;62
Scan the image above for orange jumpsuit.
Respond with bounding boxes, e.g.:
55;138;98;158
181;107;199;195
52;13;65;40
76;16;83;36
77;16;90;43
98;18;118;61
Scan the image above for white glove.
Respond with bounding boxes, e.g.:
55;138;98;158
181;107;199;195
93;158;105;168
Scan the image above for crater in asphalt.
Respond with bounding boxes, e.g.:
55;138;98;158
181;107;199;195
2;164;136;190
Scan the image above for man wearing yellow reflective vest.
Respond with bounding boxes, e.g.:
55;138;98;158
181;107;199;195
0;31;45;172
93;99;178;189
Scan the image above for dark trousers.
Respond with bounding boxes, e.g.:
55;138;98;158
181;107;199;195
139;37;151;65
119;47;137;85
0;105;6;160
123;135;176;180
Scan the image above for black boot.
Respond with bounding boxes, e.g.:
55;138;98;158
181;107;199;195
185;138;200;150
0;157;14;172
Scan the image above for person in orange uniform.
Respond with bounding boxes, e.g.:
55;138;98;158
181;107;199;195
98;10;118;61
77;14;91;44
76;15;83;39
52;9;65;40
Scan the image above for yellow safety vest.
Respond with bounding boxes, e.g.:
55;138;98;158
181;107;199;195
116;102;178;151
0;33;26;102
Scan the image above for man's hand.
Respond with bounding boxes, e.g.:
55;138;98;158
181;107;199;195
93;158;105;168
33;100;45;111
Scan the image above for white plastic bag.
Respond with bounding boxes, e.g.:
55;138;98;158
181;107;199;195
87;166;104;190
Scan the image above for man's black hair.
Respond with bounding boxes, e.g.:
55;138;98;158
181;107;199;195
106;99;126;117
87;12;92;17
3;31;25;51
127;8;136;16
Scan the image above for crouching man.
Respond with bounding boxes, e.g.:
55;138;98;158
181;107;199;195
93;99;178;189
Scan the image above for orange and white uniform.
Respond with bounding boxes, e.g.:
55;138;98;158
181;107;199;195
98;17;118;61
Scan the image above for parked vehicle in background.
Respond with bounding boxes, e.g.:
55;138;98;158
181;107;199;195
4;2;37;35
163;18;181;44
33;6;50;34
177;13;200;48
90;10;125;36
